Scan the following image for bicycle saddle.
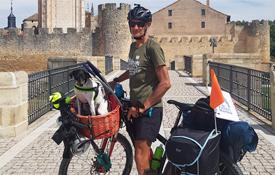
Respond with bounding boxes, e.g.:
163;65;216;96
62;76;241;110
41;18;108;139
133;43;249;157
167;100;194;111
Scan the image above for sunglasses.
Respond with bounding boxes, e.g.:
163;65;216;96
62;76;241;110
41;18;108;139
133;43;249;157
129;21;146;27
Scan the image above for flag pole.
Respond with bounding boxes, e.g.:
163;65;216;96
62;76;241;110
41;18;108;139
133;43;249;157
214;111;218;134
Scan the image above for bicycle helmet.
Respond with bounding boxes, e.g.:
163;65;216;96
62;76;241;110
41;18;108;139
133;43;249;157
127;4;152;23
49;92;71;109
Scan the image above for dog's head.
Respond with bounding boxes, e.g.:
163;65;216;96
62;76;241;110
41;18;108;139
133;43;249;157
69;69;91;87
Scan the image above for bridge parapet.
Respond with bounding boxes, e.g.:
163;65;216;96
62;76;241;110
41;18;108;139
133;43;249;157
271;65;275;130
0;72;28;138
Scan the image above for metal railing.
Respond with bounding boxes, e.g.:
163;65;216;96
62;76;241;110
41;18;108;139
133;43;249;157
209;61;272;121
184;56;192;75
28;63;84;124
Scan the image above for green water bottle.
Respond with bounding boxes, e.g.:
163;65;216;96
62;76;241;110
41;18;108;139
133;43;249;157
150;144;164;170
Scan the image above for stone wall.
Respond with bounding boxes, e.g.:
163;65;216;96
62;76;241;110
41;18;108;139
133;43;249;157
0;72;28;138
205;53;268;70
46;56;107;74
0;28;93;56
176;52;271;80
0;4;270;72
200;53;269;82
155;20;270;64
150;0;229;36
155;34;234;64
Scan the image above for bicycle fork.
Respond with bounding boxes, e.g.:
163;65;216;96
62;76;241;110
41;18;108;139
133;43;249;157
93;135;118;173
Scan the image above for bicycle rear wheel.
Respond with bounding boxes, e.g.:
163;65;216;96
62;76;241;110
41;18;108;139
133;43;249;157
219;151;243;175
59;133;133;175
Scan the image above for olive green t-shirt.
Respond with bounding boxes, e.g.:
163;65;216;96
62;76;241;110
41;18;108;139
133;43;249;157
128;38;166;108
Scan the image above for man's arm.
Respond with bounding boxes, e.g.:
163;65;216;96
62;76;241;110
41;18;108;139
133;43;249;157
142;65;171;111
109;70;129;89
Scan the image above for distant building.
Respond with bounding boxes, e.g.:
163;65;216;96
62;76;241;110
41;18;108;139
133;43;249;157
150;0;230;36
23;13;38;29
38;0;85;33
5;0;16;29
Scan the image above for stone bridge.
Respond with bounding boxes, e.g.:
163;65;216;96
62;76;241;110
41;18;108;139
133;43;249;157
0;70;275;174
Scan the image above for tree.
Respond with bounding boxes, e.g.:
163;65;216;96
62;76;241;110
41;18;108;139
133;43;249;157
269;20;275;60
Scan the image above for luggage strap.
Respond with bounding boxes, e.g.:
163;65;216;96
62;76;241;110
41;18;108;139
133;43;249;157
170;129;220;168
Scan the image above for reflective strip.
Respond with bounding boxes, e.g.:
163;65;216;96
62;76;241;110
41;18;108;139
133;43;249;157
167;130;220;170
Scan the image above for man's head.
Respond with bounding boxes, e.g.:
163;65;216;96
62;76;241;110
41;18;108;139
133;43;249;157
127;4;152;40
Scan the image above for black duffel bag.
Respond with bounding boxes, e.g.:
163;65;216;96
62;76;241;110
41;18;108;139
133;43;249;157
165;127;221;175
189;97;215;131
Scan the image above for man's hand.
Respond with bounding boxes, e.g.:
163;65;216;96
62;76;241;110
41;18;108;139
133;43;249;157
127;107;140;120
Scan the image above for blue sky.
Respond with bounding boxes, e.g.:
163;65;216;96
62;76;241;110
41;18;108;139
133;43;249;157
0;0;275;28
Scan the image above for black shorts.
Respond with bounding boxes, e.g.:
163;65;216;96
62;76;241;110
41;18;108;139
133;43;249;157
132;107;163;143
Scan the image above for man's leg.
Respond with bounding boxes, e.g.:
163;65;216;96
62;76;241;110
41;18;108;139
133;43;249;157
134;140;150;175
132;107;163;175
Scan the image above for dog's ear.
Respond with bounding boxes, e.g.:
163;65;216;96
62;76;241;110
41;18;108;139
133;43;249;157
69;70;78;79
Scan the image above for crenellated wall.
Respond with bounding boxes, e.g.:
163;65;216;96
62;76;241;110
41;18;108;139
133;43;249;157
0;6;270;72
153;34;235;64
0;27;93;56
153;20;270;64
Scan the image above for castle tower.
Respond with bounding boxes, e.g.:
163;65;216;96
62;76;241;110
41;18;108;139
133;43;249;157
260;21;270;63
6;0;16;29
98;3;131;60
38;0;85;33
91;3;94;16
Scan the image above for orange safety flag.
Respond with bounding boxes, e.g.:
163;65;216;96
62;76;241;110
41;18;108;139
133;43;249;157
210;69;224;109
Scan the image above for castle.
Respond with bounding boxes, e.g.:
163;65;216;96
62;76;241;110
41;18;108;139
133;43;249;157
0;0;271;72
38;0;85;33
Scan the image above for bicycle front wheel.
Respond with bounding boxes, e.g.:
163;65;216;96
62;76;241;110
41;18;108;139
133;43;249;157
59;133;133;175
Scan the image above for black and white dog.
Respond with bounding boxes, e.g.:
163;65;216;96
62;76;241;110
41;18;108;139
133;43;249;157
70;69;109;116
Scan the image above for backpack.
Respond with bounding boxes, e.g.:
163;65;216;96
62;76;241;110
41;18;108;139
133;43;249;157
165;127;221;175
114;83;125;99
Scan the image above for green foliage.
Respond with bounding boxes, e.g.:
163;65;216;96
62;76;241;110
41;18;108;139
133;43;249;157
270;21;275;60
235;20;246;26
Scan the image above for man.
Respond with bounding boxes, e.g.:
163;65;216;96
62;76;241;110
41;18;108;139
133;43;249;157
112;4;171;175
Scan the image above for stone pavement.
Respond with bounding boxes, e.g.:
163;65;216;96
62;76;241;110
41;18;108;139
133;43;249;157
0;70;275;174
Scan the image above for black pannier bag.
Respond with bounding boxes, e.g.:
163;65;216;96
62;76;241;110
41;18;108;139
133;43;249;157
189;97;215;131
166;127;221;175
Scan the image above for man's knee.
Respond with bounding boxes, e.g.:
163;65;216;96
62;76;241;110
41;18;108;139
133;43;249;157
135;140;150;149
135;140;150;157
